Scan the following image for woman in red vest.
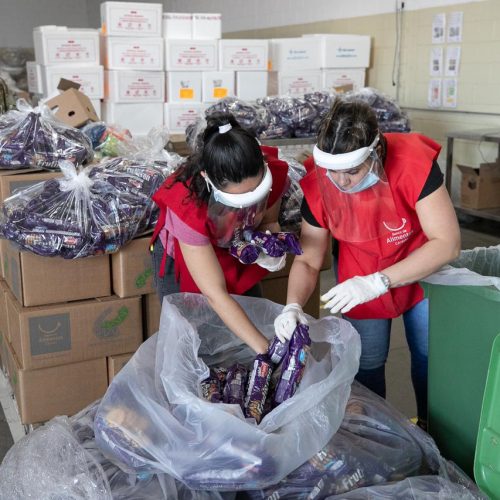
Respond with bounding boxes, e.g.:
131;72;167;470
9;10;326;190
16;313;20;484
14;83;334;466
151;113;289;355
274;99;461;429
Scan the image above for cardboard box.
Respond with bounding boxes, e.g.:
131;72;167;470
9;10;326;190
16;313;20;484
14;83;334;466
6;291;142;370
304;34;371;69
0;280;8;349
166;71;202;102
268;38;322;72
105;70;165;102
164;102;204;134
202;71;235;102
33;26;100;66
3;242;111;307
0;170;61;203
45;88;99;128
236;71;268;101
102;101;164;136
143;293;160;338
458;162;500;209
192;13;221;40
26;61;43;94
5;341;107;425
107;352;134;383
112;237;154;298
219;39;268;71
165;39;218;72
268;70;322;96
101;1;163;38
102;36;164;71
41;65;104;99
91;98;102;119
322;68;366;93
163;12;192;39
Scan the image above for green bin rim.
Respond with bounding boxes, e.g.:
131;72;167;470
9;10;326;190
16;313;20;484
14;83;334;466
474;333;500;499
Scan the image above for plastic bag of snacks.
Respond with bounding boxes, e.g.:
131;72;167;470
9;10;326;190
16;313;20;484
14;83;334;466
95;293;361;490
0;158;169;257
0;99;93;169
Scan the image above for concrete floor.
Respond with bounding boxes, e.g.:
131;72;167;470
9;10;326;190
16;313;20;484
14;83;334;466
0;221;498;464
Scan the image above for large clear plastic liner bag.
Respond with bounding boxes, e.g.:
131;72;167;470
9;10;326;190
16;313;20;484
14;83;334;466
0;157;170;258
94;293;361;490
422;244;500;290
0;98;93;169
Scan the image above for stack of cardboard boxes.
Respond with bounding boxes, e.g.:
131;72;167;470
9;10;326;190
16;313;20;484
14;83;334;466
26;26;104;117
101;1;165;136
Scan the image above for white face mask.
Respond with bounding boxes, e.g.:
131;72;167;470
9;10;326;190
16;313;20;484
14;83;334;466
203;165;273;208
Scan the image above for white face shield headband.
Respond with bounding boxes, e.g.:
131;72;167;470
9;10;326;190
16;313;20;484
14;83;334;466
204;165;273;209
313;134;380;171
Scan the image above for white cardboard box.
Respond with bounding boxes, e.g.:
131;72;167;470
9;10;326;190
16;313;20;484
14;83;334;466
236;71;268;101
219;39;268;71
26;62;43;94
164;103;204;134
41;65;104;99
304;34;371;68
105;70;165;102
322;68;366;92
268;38;322;72
202;71;235;102
102;101;164;136
33;26;100;66
165;39;218;71
192;13;221;40
268;70;322;96
163;13;192;39
167;71;202;102
101;2;162;37
102;36;164;71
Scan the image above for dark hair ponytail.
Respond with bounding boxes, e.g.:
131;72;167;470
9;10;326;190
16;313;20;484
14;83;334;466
171;112;264;204
317;98;379;154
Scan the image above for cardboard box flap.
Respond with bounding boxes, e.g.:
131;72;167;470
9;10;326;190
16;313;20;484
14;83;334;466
457;164;480;176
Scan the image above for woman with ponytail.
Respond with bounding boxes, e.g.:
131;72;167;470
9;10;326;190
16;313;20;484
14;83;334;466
150;113;290;354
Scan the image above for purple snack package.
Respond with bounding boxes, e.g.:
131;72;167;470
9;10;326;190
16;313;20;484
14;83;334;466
243;229;286;257
273;324;311;405
244;353;273;423
229;239;260;264
201;368;225;403
223;363;248;409
267;336;289;365
275;231;303;255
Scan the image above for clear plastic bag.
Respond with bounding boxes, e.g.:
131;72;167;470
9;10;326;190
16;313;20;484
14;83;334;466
0;158;167;257
95;293;361;490
0;98;93;169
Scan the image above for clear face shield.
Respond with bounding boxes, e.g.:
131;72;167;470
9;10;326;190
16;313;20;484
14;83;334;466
313;135;405;243
205;165;273;247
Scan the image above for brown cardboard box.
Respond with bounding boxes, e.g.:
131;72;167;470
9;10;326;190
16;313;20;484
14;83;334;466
262;275;320;318
6;291;142;370
0;239;7;280
143;293;161;339
5;341;107;424
0;280;9;343
107;352;133;384
46;88;99;128
112;237;154;298
3;242;111;307
0;170;62;203
458;162;500;209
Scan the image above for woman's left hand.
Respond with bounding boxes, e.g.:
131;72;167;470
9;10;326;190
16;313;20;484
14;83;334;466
321;272;389;314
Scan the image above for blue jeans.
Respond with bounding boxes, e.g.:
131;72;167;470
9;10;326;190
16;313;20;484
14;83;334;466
343;299;429;422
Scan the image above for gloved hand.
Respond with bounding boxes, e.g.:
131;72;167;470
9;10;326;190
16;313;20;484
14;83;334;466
255;252;286;272
274;303;308;343
321;272;389;315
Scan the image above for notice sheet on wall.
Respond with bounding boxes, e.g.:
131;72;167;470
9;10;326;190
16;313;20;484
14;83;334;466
432;13;446;44
445;46;461;77
430;47;443;76
443;79;458;108
428;79;442;107
447;11;463;43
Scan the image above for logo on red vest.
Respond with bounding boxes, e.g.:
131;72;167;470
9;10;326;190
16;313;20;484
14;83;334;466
384;218;413;246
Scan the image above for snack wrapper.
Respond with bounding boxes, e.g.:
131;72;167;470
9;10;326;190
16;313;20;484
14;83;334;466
244;354;273;423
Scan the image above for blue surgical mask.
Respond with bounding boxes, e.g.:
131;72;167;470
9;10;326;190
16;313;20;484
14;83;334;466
343;170;380;193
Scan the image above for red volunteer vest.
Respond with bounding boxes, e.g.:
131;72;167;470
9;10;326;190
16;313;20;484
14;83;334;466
301;133;441;319
151;145;289;294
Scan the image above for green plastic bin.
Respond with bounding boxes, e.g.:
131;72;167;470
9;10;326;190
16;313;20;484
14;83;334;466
474;333;500;500
424;246;500;478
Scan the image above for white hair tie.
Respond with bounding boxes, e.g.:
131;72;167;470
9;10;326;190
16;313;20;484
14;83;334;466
219;123;232;134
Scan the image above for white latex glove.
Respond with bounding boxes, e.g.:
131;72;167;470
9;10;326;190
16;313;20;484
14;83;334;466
274;303;308;343
255;252;286;272
321;272;389;314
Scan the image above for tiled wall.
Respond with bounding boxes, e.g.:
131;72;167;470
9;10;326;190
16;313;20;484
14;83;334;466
228;0;500;200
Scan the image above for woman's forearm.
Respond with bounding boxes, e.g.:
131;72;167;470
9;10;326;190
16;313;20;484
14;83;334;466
286;259;321;307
